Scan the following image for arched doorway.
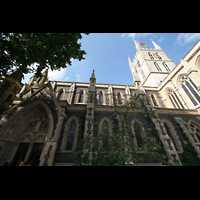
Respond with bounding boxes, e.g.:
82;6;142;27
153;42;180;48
0;100;53;166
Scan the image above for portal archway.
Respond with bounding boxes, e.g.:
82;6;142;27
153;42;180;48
0;100;54;166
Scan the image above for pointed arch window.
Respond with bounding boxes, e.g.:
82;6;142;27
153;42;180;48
134;121;143;148
102;121;109;148
99;91;103;105
154;62;162;71
148;52;154;59
163;62;171;72
154;52;162;60
151;94;158;106
66;120;76;150
79;91;84;103
181;76;200;106
117;93;122;105
168;89;184;109
58;90;64;100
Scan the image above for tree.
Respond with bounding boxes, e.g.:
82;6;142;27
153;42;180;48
73;96;167;166
0;33;89;78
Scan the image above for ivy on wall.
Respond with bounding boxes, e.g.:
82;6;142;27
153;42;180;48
182;145;200;166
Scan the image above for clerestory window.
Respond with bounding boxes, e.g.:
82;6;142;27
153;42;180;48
181;76;200;106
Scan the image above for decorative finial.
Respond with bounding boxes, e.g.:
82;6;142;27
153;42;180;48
90;69;96;79
151;39;162;50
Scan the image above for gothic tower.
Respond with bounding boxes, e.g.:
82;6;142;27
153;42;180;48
129;39;176;87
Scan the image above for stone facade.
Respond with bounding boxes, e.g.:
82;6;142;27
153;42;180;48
1;39;200;166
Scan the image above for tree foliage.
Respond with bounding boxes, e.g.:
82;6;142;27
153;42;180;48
73;97;167;166
182;145;200;166
0;33;89;78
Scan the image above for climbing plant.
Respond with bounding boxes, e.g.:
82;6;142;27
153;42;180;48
182;145;200;166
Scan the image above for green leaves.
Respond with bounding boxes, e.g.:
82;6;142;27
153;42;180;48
73;98;167;166
182;145;200;166
0;33;90;79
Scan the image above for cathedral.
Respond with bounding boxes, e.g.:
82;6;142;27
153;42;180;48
0;38;200;166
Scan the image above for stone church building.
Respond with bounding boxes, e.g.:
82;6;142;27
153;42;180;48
1;39;200;166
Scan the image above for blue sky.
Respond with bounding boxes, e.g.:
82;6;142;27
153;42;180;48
22;33;200;86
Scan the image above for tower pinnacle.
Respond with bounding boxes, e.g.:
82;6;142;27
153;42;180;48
134;39;141;51
151;39;162;50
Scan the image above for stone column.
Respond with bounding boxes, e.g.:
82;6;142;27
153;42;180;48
83;70;96;161
40;110;66;166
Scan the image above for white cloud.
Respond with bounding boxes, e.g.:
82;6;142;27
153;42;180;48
48;68;67;81
76;74;81;81
122;33;154;39
176;33;200;45
158;36;164;43
22;63;68;83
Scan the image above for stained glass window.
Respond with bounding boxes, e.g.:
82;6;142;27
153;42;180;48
79;91;84;103
99;92;103;105
66;120;76;150
118;93;122;105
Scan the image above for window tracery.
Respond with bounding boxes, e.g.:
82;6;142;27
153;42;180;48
181;76;200;106
162;62;171;72
168;89;184;109
148;52;154;59
153;52;162;60
154;62;162;71
26;117;48;132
